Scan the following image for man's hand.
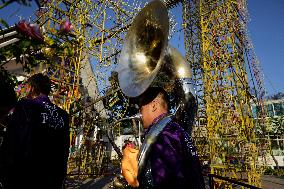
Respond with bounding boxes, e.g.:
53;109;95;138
121;145;139;187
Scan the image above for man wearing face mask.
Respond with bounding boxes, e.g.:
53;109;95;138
2;73;70;189
121;87;205;189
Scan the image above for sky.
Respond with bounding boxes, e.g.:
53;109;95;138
247;0;284;96
1;0;283;96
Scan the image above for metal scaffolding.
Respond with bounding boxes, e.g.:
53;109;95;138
183;0;268;187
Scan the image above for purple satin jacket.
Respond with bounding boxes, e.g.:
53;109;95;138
141;114;204;189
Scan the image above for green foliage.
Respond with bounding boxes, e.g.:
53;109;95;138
0;18;9;29
264;166;274;175
266;116;284;135
264;166;284;177
268;92;284;100
0;25;77;87
0;0;79;85
0;34;44;74
0;66;17;87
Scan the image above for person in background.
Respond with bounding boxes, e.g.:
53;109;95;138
0;75;17;187
0;76;17;127
2;73;70;189
121;87;205;189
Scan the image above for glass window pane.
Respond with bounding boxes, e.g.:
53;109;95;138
252;105;257;118
274;102;284;116
265;104;274;117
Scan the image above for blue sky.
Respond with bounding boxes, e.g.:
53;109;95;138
1;0;283;96
247;0;284;96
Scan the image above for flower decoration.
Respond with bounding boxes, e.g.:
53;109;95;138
29;24;44;42
16;20;44;42
60;20;73;33
15;20;30;36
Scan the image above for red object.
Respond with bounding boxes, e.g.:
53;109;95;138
16;20;30;36
60;20;73;33
16;20;44;42
29;24;44;42
127;143;135;149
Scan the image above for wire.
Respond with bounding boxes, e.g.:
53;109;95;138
262;70;279;95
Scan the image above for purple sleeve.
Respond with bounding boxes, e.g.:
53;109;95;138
150;124;186;187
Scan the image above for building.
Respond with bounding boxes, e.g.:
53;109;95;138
252;98;284;168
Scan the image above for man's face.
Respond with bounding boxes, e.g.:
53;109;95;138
140;102;153;129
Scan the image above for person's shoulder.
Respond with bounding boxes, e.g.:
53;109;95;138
52;103;69;117
154;121;185;153
8;98;38;120
14;98;38;110
162;121;184;135
158;121;185;144
17;98;34;105
53;104;67;112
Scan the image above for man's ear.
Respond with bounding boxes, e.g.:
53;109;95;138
152;100;157;112
27;85;37;98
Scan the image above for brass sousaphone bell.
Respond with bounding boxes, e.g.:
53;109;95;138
116;0;197;134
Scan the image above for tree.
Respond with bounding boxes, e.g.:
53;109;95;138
267;92;284;100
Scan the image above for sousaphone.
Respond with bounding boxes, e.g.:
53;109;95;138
116;0;197;133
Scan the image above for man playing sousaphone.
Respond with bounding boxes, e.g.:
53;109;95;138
121;87;204;188
116;0;205;188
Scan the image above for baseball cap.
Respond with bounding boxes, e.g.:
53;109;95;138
137;87;168;108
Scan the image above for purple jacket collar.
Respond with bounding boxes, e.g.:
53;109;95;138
33;95;50;104
145;113;168;135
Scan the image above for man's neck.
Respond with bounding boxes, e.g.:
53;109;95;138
32;93;48;99
144;112;169;134
150;112;168;127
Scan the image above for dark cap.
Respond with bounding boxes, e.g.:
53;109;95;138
137;87;168;108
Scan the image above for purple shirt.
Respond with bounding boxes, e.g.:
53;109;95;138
144;114;204;188
2;95;70;188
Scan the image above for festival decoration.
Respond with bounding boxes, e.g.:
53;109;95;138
16;20;44;42
60;20;73;33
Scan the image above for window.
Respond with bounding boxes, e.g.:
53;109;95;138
252;105;257;118
265;104;274;117
252;105;262;118
273;102;284;116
